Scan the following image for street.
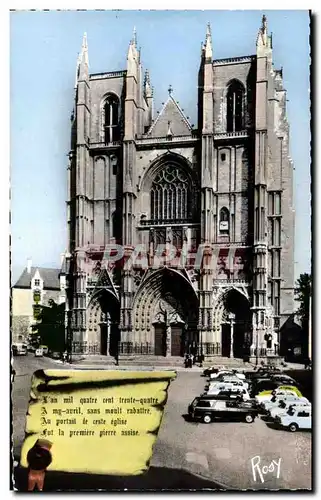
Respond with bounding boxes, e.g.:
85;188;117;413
12;355;311;490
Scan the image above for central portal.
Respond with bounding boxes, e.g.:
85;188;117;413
221;323;231;357
219;289;251;359
154;325;166;356
171;324;183;356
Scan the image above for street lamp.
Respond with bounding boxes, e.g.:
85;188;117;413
228;312;236;359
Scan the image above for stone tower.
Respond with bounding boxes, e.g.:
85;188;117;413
66;16;295;360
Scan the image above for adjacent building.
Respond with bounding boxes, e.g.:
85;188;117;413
12;258;66;344
66;15;295;359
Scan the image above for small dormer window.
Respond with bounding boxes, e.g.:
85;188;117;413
34;279;40;287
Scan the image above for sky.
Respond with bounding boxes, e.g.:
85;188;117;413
10;9;311;284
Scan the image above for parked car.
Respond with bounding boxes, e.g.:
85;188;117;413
206;385;251;401
274;406;312;432
50;351;61;359
188;397;259;423
262;393;308;412
255;386;303;404
209;370;246;381
203;367;219;377
250;379;287;397
245;367;283;381
269;400;311;419
270;374;298;385
205;378;249;392
35;348;43;357
39;345;49;355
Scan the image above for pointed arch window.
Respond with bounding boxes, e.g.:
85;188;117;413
103;95;120;143
150;165;192;223
219;207;229;233
226;80;245;133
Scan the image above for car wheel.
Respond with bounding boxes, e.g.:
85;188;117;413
289;423;298;432
245;414;254;423
203;414;212;424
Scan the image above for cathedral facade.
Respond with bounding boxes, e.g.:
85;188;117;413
66;16;295;359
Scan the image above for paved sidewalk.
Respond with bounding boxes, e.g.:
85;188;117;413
45;356;305;372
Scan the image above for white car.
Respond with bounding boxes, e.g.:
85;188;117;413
206;378;249;392
210;370;245;380
275;406;312;432
35;348;43;357
206;385;251;400
255;389;299;405
269;400;311;419
261;393;304;411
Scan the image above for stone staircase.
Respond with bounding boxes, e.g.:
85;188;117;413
70;354;250;369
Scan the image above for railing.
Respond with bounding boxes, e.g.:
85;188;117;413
214;279;249;284
213;55;255;65
72;342;100;354
140;218;194;226
250;347;280;357
199;342;221;356
136;133;198;146
214;131;249;140
118;342;153;355
90;70;126;80
89;141;121;148
213;241;250;246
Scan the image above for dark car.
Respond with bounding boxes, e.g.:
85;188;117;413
188;397;259;424
249;379;285;397
245;368;282;380
200;391;245;402
202;367;219;377
270;374;297;385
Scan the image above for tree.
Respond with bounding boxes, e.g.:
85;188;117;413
294;273;311;357
32;299;65;353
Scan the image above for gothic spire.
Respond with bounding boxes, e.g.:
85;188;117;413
262;14;267;34
204;22;213;61
144;69;153;98
78;32;89;80
132;26;137;47
256;14;272;52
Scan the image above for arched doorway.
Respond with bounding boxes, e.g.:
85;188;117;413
133;268;199;357
216;288;251;358
87;289;120;356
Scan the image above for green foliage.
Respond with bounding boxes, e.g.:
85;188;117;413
33;299;65;353
294;273;311;332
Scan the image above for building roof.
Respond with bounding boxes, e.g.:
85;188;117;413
13;267;62;290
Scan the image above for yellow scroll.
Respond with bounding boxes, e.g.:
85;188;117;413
20;369;176;476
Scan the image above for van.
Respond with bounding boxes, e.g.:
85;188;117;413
12;343;28;356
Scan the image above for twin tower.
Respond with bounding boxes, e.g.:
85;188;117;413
66;16;295;360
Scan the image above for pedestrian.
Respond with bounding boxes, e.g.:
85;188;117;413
190;354;194;368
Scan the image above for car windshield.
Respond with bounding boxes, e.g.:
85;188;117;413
192;398;199;406
279;401;286;408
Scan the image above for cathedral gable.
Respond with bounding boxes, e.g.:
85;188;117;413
147;96;192;138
